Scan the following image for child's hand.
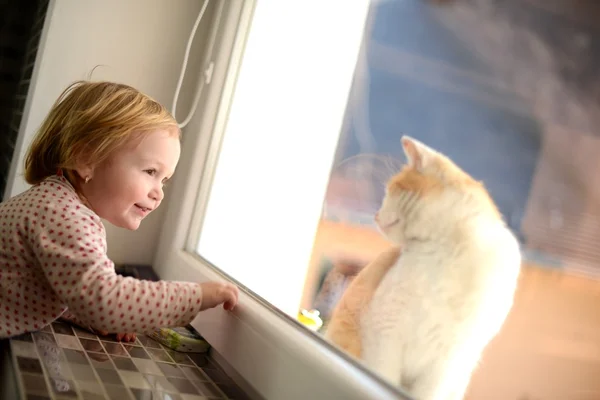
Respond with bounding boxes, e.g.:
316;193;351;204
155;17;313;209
116;332;137;342
199;281;239;311
93;329;137;343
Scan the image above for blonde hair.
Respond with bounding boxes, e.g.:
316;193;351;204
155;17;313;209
24;80;180;185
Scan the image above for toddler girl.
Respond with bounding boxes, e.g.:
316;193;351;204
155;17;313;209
0;81;238;341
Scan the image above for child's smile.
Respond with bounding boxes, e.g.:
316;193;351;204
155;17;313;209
78;129;180;230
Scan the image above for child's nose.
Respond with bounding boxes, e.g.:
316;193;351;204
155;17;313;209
150;186;164;202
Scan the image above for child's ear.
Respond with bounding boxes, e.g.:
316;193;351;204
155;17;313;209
74;162;94;182
401;135;438;171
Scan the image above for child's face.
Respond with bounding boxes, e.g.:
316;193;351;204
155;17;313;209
81;129;181;230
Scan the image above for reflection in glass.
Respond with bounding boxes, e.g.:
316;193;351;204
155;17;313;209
197;0;600;399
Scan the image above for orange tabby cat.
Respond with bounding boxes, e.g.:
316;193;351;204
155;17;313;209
325;246;401;358
326;136;521;400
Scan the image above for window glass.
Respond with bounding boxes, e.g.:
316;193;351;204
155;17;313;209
197;1;600;399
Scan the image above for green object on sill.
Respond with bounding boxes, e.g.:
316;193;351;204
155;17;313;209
148;325;210;353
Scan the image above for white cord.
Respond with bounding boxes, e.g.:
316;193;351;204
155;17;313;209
172;0;211;129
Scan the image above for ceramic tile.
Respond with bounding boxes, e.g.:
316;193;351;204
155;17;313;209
96;334;123;343
112;355;138;372
89;356;115;370
131;358;162;375
8;269;249;400
156;362;186;378
17;356;43;373
80;392;106;400
46;360;74;380
63;349;90;365
180;366;207;382
103;384;133;399
75;380;106;399
165;350;194;366
129;388;154;400
86;351;112;364
95;368;124;385
70;364;97;382
73;329;98;339
21;373;50;396
157;392;184;400
48;378;79;398
131;388;183;400
11;329;248;399
118;370;152;389
136;335;162;349
10;340;39;358
166;378;200;395
102;341;129;357
180;395;207;400
33;332;57;345
79;338;104;353
192;380;225;399
127;346;150;360
55;334;83;350
147;348;174;363
143;374;179;393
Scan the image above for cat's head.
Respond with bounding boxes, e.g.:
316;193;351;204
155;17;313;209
375;136;500;245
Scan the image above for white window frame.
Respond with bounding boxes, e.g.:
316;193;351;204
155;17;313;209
154;1;409;399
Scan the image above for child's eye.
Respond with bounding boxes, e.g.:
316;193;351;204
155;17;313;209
144;169;157;176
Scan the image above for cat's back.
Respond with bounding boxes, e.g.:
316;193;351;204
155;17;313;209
375;218;520;322
459;219;521;327
361;219;521;367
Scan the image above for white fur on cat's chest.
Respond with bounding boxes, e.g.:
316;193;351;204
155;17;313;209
361;249;457;356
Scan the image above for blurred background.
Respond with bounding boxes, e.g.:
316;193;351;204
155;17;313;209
303;1;600;399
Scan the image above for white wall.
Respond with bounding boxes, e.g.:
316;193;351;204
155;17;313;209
5;0;212;265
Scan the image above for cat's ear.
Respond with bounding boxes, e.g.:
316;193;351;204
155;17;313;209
401;135;437;170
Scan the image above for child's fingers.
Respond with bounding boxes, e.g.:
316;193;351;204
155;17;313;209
93;328;109;337
116;332;136;342
223;284;239;310
232;285;239;304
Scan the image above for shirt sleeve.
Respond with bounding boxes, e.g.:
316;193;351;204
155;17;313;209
28;200;204;333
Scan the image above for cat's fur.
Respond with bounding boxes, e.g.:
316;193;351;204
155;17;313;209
325;136;521;400
325;246;401;358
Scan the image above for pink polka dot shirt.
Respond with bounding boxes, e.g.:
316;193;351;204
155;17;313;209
0;175;204;338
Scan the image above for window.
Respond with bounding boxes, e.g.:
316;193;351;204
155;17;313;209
195;1;368;317
156;1;600;399
155;1;402;399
